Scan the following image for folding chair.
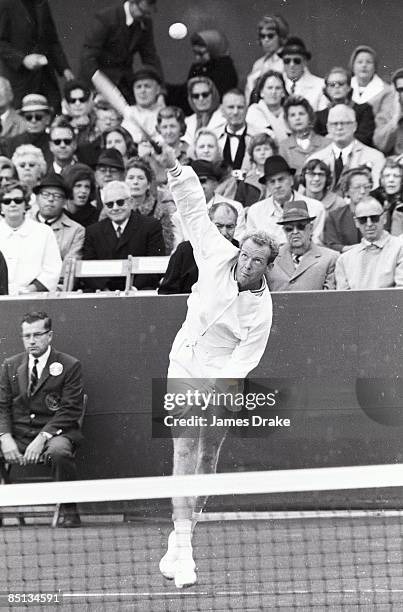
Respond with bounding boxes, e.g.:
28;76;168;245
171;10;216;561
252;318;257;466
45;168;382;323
0;394;88;528
66;259;132;293
128;255;170;291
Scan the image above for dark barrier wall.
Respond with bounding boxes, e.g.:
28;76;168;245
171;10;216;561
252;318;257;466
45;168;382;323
1;291;402;484
50;0;401;85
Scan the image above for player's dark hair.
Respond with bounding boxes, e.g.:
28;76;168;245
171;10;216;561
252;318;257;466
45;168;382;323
21;312;52;331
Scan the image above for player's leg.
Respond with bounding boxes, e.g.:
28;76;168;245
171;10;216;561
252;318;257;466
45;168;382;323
192;406;230;529
160;423;199;586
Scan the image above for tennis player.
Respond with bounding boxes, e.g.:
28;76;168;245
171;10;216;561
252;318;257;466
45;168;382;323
158;145;278;588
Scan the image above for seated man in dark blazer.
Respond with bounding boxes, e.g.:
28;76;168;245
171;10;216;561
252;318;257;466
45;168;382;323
159;202;239;294
83;180;165;291
0;311;84;527
267;200;338;291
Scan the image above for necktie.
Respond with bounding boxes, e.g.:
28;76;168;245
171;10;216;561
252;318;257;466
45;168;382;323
116;225;122;239
223;128;246;170
29;359;39;396
290;80;296;94
334;152;344;185
292;253;301;268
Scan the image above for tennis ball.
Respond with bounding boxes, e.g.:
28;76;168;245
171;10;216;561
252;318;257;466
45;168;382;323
168;23;188;40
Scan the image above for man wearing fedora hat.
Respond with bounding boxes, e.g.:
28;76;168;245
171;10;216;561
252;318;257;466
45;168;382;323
267;200;338;291
32;173;85;283
247;154;325;247
279;37;327;112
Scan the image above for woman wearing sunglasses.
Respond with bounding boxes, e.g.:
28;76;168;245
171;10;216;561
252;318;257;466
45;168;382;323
245;15;289;105
184;77;225;146
0;180;61;295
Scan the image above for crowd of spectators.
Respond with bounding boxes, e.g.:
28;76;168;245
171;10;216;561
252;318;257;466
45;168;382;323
0;0;402;297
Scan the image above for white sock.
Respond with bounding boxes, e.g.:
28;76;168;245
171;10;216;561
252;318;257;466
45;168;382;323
174;520;193;559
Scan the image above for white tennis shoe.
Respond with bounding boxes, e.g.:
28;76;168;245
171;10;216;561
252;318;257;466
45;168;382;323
174;557;197;588
159;530;177;579
159;530;197;586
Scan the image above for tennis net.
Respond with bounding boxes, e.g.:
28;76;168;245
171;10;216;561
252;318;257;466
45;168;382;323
1;464;403;611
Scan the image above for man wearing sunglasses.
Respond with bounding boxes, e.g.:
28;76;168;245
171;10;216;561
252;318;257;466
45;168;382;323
267;200;338;291
80;0;163;103
32;173;85;284
335;197;403;289
49;119;77;174
0;311;84;527
279;37;327;112
82;180;165;291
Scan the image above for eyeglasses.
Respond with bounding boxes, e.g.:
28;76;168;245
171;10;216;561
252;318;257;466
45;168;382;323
2;196;25;205
39;190;65;202
104;199;127;209
327;80;348;87
21;331;49;340
68;95;89;104
259;32;277;40
396;87;403;93
356;214;381;224
283;57;302;65
23;113;47;122
191;92;211;100
51;138;73;146
283;222;309;232
328;121;354;127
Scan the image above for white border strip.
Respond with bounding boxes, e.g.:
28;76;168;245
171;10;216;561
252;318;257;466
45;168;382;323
1;464;403;507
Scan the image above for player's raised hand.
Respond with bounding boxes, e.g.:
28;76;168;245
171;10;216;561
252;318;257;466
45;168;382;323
155;143;178;170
